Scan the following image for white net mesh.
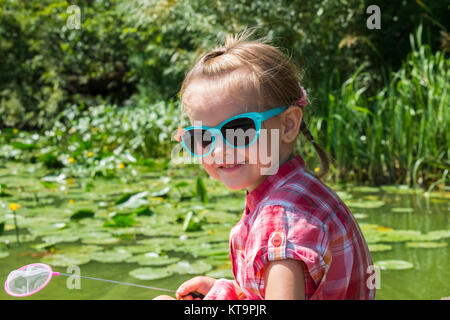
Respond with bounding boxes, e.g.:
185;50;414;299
6;265;51;295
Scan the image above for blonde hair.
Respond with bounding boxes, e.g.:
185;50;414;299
179;28;329;179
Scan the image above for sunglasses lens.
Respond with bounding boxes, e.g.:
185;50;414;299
183;129;214;155
221;118;257;147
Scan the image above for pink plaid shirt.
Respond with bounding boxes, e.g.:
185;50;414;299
204;154;375;300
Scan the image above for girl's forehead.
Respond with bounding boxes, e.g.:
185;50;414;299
184;80;259;126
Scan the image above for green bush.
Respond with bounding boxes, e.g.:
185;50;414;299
1;0;448;129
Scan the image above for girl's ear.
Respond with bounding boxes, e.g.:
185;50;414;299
281;106;302;143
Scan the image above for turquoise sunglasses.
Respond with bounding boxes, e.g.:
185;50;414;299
175;105;288;157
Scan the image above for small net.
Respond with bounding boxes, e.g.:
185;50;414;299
6;264;51;295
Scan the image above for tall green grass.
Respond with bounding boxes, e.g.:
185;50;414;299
298;26;449;190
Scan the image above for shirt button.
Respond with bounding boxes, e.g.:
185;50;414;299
245;207;250;215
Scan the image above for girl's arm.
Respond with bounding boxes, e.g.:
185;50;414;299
264;259;306;300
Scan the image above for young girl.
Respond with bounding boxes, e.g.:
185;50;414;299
154;29;375;300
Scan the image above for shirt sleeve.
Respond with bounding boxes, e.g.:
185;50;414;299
246;205;331;289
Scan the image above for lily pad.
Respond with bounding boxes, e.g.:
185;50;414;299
391;207;414;213
167;260;212;275
116;245;163;254
206;268;234;279
41;253;90;267
417;230;450;241
149;187;171;198
42;234;80;244
336;191;353;200
0;251;9;259
405;242;448;249
79;231;112;239
117;191;149;209
128;267;173;280
368;244;392;252
82;237;120;245
353;213;368;219
188;246;229;258
59;245;103;254
375;260;414;270
90;250;132;263
126;253;180;266
378;229;422;243
70;209;95;221
345;200;385;209
351;186;380;193
0;234;36;244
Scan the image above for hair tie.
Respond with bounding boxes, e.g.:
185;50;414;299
294;86;309;106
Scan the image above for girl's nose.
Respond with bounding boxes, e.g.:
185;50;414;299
210;138;234;165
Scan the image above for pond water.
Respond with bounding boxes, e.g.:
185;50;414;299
0;161;449;300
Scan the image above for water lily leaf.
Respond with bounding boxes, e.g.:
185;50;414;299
90;250;132;263
41;253;90;267
174;181;189;188
109;227;144;236
336;191;352;200
351;186;380;193
42;234;80;244
59;245;103;254
115;192;137;205
126;253;180;266
368;244;392;252
375;260;414;270
133;206;154;216
206;268;234;279
167;260;212;275
405;242;448;249
82;237;120;245
196;177;208;203
183;211;206;232
0;234;36;244
202;257;231;266
116;245;163;254
31;242;57;251
104;213;136;228
40;181;57;189
378;229;422;242
0;251;9;259
417;230;450;241
41;173;66;183
149;187;171;198
189;247;229;257
391;207;414;213
345;200;385;209
380;185;423;194
117;191;149;209
70;209;95;220
128;267;173;280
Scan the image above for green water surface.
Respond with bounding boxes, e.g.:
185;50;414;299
0;161;448;300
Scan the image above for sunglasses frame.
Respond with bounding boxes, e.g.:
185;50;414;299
178;105;289;157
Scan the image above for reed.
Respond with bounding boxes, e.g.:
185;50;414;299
297;26;449;189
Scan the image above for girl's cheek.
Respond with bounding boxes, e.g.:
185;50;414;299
201;158;220;180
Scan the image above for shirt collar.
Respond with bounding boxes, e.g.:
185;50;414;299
245;154;306;213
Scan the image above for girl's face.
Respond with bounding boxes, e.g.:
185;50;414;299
184;79;282;192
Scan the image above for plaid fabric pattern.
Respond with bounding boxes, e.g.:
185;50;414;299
224;154;375;300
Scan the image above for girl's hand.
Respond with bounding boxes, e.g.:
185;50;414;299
153;295;176;300
176;276;216;300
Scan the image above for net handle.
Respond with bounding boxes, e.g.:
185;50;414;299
56;273;176;293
